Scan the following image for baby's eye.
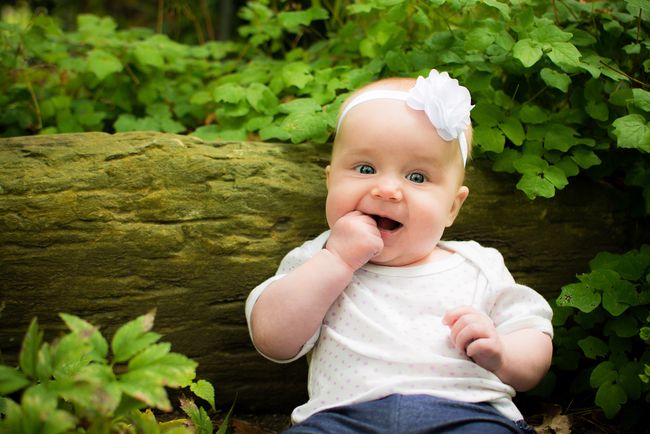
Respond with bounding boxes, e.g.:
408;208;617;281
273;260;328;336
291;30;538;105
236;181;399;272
355;164;375;175
406;172;426;184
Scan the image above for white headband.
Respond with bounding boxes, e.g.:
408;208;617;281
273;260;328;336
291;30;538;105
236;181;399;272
336;69;474;166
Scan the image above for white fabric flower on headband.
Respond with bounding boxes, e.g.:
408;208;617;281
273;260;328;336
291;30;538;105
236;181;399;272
335;69;474;165
406;70;474;143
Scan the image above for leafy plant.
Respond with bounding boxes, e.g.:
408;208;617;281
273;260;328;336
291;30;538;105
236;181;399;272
0;310;230;434
548;246;650;426
1;0;648;205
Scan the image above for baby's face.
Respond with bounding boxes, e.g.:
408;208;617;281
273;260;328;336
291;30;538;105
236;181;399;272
326;99;468;267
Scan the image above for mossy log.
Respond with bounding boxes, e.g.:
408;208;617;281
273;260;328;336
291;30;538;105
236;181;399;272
0;132;644;412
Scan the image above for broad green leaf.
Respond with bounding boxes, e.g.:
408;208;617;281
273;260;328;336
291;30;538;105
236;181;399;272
606;315;638;338
128;342;171;371
214;83;245;104
482;0;510;19
59;313;108;361
518;105;549;124
632;89;650;112
246;83;279;115
111;310;160;363
618;362;642;400
119;378;171;411
279;98;321;114
547;42;582;70
516;173;555;199
612;115;650;152
590;361;617;388
555;157;580;177
571;148;601;169
595;381;627;419
602;279;637;316
585;99;609;121
282;62;313;89
281;111;329;144
19;318;42;379
557;282;601;312
77;14;117;37
259;125;291;141
578;336;609;358
540;68;571;93
278;7;329;33
498;117;525;146
134;43;165;68
512;39;543;67
513;154;548;174
122;351;196;388
544;124;578;152
531;24;573;43
543;165;569;189
0;366;30;395
191;379;216;411
464;28;495;51
87;49;123;81
474;125;505;153
492;148;519;173
190;90;213;105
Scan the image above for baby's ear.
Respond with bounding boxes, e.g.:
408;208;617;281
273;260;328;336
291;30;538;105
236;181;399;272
446;185;469;227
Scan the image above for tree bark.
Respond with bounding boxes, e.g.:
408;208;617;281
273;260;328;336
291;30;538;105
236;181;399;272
0;132;644;412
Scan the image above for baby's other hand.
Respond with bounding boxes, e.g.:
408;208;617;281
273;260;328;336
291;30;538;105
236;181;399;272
442;306;504;373
326;211;383;271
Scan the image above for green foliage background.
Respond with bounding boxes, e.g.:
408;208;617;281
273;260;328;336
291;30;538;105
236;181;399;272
1;0;650;428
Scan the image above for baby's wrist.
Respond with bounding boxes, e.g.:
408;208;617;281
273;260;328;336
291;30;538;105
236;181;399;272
320;247;357;278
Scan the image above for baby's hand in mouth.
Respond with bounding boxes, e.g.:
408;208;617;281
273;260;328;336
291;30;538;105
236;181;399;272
326;211;384;271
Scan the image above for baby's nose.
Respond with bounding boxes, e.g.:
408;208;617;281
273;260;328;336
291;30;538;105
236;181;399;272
371;179;403;202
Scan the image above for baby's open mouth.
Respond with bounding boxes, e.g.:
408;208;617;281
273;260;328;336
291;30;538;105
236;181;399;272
371;215;403;232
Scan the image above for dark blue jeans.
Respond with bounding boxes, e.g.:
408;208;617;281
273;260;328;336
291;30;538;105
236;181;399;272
283;394;535;434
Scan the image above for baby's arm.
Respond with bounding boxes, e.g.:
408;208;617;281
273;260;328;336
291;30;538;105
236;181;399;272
250;211;383;361
442;306;552;391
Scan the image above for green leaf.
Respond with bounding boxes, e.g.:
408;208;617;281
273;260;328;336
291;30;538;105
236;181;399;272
134;43;165;68
214;83;246;104
190;380;216;411
278;7;329;33
531;24;573;43
59;313;108;361
595;381;627;419
512;39;543;67
0;366;30;395
280;98;322;114
602;279;638;316
557;282;601;312
543;166;569;189
281;111;329;144
606;315;639;338
632;89;650;112
571;148;601;169
498;117;525;146
590;361;617;388
578;336;609;358
119;377;171;411
19;318;42;379
246;83;279;115
513;154;548;174
612;115;650;152
516;173;555;199
111;310;160;363
547;42;582;70
180;397;213;434
474;125;505;153
544;124;578;152
518;105;549;124
123;350;196;389
540;68;571;92
87;49;123;81
282;62;313;89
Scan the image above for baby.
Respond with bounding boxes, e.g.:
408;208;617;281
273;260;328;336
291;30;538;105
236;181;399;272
245;70;553;433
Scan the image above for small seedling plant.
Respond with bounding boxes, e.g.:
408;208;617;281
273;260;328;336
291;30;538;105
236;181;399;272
0;310;229;434
550;245;650;427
